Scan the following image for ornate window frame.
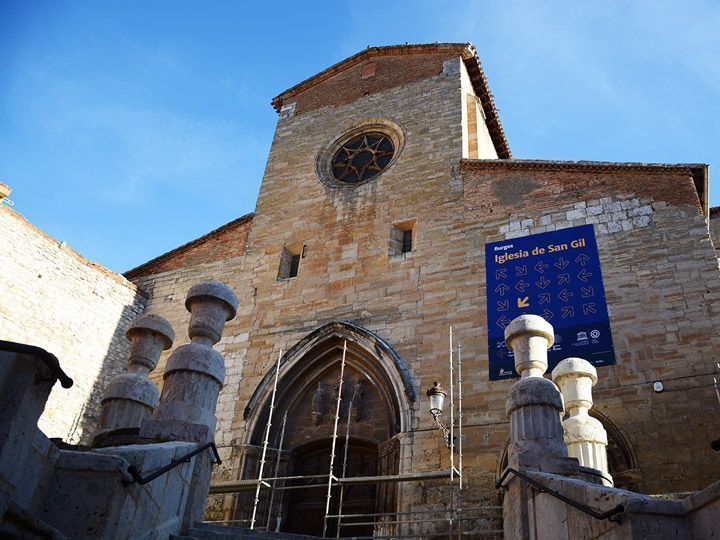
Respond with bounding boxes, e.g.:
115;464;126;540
316;118;405;188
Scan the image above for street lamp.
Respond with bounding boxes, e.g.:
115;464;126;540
427;382;450;447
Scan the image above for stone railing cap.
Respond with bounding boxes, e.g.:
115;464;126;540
504;314;554;347
185;281;239;320
551;357;597;384
127;313;175;349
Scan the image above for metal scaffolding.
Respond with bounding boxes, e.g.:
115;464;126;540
249;348;282;530
215;328;491;538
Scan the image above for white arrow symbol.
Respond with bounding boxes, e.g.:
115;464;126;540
495;283;510;296
536;276;550;289
558;289;574;302
496;316;511;329
577;268;592;282
581;286;594;298
575;253;590;267
515;280;530;293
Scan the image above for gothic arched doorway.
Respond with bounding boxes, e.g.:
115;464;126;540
239;322;414;536
284;439;379;537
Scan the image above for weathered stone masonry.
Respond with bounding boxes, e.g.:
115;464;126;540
122;43;720;527
0;206;146;443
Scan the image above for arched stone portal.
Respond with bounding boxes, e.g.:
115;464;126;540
237;322;414;536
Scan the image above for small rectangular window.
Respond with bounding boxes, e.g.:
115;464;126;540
289;254;300;278
390;219;417;257
278;243;304;280
402;230;413;253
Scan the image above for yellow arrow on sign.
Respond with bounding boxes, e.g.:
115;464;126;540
517;296;530;308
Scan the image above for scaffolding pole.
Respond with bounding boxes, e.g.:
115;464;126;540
457;337;463;540
323;340;347;538
266;410;288;532
336;386;356;538
448;326;455;539
250;349;283;530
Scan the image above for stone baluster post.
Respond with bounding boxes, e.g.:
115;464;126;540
139;280;238;530
552;357;612;486
503;315;581;540
504;315;572;472
140;281;238;443
93;314;174;447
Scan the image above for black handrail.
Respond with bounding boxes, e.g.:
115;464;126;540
124;441;222;485
0;340;73;388
496;467;625;522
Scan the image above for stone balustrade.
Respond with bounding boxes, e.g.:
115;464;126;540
93;314;175;447
504;314;573;472
552;357;612;485
140;281;238;444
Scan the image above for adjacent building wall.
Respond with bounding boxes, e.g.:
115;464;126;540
0;207;146;443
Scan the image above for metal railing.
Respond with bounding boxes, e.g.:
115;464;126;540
0;340;73;388
123;441;222;485
496;467;625;522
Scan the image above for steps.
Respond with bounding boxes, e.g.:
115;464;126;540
173;516;504;539
173;521;321;539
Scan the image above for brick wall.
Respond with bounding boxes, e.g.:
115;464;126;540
0;207;146;443
126;214;253;279
276;50;459;115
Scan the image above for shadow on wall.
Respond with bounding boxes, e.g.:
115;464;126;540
63;292;148;445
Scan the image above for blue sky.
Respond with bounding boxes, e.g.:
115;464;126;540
1;1;718;273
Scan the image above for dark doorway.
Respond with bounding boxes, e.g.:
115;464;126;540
284;439;378;537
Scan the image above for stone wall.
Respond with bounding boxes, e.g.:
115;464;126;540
709;206;720;259
128;49;720;529
461;161;720;494
0;207;146;443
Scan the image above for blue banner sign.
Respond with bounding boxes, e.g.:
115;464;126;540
485;224;615;380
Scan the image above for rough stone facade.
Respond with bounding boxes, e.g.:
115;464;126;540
709;206;720;259
0;206;146;443
118;43;720;534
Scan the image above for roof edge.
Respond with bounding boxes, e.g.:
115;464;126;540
124;212;254;280
271;42;511;159
1;206;143;295
461;159;709;215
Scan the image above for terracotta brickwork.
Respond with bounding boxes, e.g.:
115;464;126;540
128;46;720;528
277;51;455;115
126;214;253;279
462;161;704;220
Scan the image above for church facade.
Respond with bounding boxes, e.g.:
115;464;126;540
111;43;720;534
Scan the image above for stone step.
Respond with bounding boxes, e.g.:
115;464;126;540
176;520;505;539
183;521;323;539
